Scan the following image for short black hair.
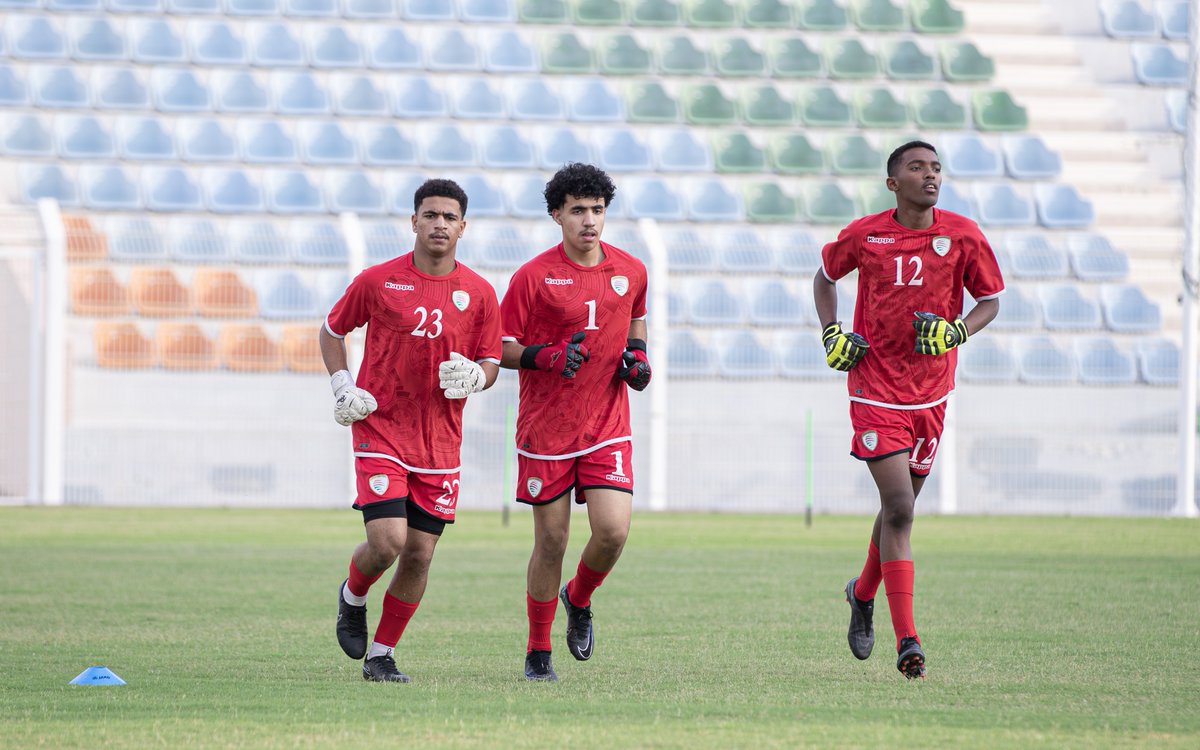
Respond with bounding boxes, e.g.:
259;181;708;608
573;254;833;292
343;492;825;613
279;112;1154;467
543;163;616;215
886;140;938;177
413;178;468;216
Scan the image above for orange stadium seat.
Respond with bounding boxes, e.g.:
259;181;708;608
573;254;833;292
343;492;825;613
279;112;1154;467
93;321;155;369
130;266;191;317
218;323;282;372
63;215;108;262
193;268;257;318
281;323;325;373
69;266;129;316
157;322;217;371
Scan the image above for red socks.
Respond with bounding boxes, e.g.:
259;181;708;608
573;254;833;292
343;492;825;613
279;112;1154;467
881;559;918;649
373;592;419;648
347;558;384;598
853;540;883;601
526;593;557;653
566;560;609;608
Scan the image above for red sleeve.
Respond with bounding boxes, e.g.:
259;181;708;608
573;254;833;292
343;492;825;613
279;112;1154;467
500;265;535;343
475;284;503;362
820;223;861;281
963;228;1006;301
325;268;372;337
631;263;648;320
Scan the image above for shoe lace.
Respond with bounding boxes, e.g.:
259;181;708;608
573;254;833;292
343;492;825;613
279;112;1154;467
376;653;399;673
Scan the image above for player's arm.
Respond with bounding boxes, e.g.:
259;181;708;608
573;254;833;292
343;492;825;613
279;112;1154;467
813;270;868;372
616;319;651;390
320;324;377;426
500;334;590;378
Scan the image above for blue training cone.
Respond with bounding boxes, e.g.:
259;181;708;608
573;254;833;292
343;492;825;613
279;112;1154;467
69;666;126;686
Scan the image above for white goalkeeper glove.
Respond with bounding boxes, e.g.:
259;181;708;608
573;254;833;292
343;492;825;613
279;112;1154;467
330;369;377;426
438;352;486;399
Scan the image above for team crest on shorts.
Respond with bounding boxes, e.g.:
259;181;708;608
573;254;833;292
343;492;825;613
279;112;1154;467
368;474;389;496
932;236;951;256
610;275;629;296
860;431;879;451
452;290;470;311
526;477;543;498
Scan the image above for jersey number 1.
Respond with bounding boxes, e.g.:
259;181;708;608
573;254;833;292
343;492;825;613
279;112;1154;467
584;299;599;330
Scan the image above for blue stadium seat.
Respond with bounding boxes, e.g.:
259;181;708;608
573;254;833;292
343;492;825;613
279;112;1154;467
1006;233;1070;279
567;78;624;122
300;121;356;165
342;0;396;17
625;178;684;220
290;220;347;264
426;29;481;71
1159;0;1188;40
934;182;976;220
715;330;777;379
667;289;688;324
958;336;1018;383
56;115;116;160
272;71;330;114
0;66;29;106
285;0;337;15
803;182;856;225
327;171;386;215
747;279;803;326
688;279;744;325
80;164;141;209
598;128;653;171
92;67;146;109
1100;0;1158;37
685;178;743;221
240;120;297;163
360;123;417;166
386;173;429;215
307;25;363;68
32;66;90;108
1075;336;1137;385
9;15;66;59
179;118;236;161
1100;284;1161;333
213;70;270;113
986;285;1041;331
142;165;202;211
68;17;126;61
462;0;514;21
778;229;822;274
474;224;533;268
365;27;421;69
167;0;220;10
506;174;549;218
973;183;1035;227
941;134;1003;178
249;22;305;67
363;221;404;265
230;220;288;263
393;77;448;118
152;69;210;112
107;217;165;261
1136;337;1180;385
131;19;185;63
418;124;475;168
169;219;229;263
776;330;835;380
50;0;102;8
189;20;247;65
480;125;536;169
451;77;507;119
719;228;775;272
258;271;320;319
1017;335;1076;384
654;129;712;171
1066;233;1129;281
668;330;716;378
1131;42;1188;85
483;29;537;72
2;114;53;157
266;169;325;213
331;74;388;116
664;228;716;271
1035;184;1094;229
1003;135;1062;180
538;126;592;168
455;173;506;218
1039;284;1102;331
509;79;564;120
203;167;265;213
227;0;280;13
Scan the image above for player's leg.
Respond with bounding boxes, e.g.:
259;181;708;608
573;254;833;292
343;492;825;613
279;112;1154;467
869;452;925;680
559;487;632;661
525;495;570;680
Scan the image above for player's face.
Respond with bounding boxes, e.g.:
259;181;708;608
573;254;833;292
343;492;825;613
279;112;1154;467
887;148;942;210
411;196;466;260
553;194;607;256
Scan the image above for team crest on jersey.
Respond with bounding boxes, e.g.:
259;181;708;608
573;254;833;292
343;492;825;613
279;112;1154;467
932;236;952;256
861;431;879;451
452;290;470;311
611;275;629;296
527;477;543;498
368;474;389;496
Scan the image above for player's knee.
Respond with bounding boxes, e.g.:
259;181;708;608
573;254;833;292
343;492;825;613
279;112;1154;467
368;531;407;563
881;498;915;530
398;546;432;578
592;526;628;558
534;527;570;560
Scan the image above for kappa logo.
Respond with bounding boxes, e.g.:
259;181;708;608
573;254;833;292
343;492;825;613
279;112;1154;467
544;277;574;286
527;477;543;498
932;236;952;256
610;275;629;296
866;236;895;244
384;281;415;292
368;474;390;496
861;431;879;451
451;290;470;311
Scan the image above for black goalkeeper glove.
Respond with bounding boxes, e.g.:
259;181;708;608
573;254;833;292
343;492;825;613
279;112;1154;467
616;339;651;391
821;322;869;372
912;312;969;356
521;331;590;378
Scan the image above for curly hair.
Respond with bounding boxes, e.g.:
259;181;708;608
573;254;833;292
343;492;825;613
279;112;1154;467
543;163;616;216
413;178;468;216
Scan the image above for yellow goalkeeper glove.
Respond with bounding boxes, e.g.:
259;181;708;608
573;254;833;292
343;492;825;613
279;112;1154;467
822;322;869;372
912;312;969;356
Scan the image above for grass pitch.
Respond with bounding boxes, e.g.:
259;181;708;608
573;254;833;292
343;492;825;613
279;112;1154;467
1;507;1197;749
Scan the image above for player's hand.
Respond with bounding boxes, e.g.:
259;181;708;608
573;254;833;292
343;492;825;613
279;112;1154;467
822;322;869;372
521;331;590;378
330;369;377;426
439;352;486;399
616;339;651;391
912;312;969;356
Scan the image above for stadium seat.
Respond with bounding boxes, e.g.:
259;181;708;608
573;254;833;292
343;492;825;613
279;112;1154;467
777;229;822;274
911;88;969;129
747;279;803;325
364;27;421;69
130;266;191;317
3;114;53;157
483;29;537;73
152;68;210;112
854;87;909;129
1035;184;1095;229
628;0;680;24
418;124;475;167
331;74;388;116
1101;284;1161;333
131;19;186;63
70;267;130;316
519;0;568;22
20;163;79;206
257;271;320;319
911;0;964;33
32;66;90;108
328;171;386;215
686;178;743;221
1159;0;1188;40
857;181;894;215
745;181;798;223
273;71;330;114
68;17;126;61
683;0;738;26
934;181;976;219
829;134;882;175
851;0;907;30
394;77;448;118
1040;284;1103;331
1002;135;1062;180
883;39;936;80
664;228;716;271
306;25;362;68
455;173;506;217
218;323;282;372
624;177;684;220
825;38;878;79
510;79;565;120
627;81;680;123
1017;335;1075;384
1075;336;1137;385
957;336;1018;383
769;133;824;175
169;219;228;263
8;15;66;60
1007;233;1069;279
573;0;626;24
402;0;455;18
228;0;281;13
598;33;653;75
713;132;765;173
179;118;236;161
144;165;204;211
797;0;849;29
461;0;516;22
266;169;325;213
776;330;836;379
768;37;822;78
93;67;148;110
567;78;624;122
94;321;156;369
800;85;853;128
213;70;270;113
540;31;593;74
718;228;774;272
1136;337;1180;385
342;0;396;17
538;126;593;168
425;29;481;71
362;221;404;265
942;134;1003;178
63;215;109;262
479;126;535;169
658;34;709;75
982;285;1038;330
715;330;776;379
230;220;288;264
688;278;743;324
972;90;1028;131
156;322;217;371
1067;233;1129;281
249;22;305;66
291;220;347;264
940;41;995;81
1100;0;1159;37
668;330;716;378
240;120;297;163
451;77;507;119
714;37;766;77
973;183;1035;227
683;83;737;125
190;20;247;65
653;128;710;171
597;128;653;172
281;324;324;373
474;223;533;268
106;217;165;261
803;182;856;224
741;83;795;127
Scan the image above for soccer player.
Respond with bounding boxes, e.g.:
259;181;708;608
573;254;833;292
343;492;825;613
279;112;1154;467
499;163;652;681
321;179;502;683
814;141;1004;680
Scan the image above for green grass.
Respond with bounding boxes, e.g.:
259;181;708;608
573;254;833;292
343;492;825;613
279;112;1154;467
1;508;1197;749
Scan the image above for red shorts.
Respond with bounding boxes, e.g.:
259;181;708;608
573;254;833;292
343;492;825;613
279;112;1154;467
848;401;947;476
353;456;460;523
517;441;634;505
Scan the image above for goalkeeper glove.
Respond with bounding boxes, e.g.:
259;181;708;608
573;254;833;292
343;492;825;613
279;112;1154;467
438;352;486;399
616;338;652;391
822;322;869;372
330;369;377;427
912;312;969;356
520;331;590;378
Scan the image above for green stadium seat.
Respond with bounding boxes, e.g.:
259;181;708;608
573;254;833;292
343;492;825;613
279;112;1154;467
851;0;908;30
910;0;964;33
911;87;968;128
541;32;594;73
804;181;858;224
797;0;849;29
829;134;882;175
520;0;568;22
713;132;767;172
858;181;894;214
800;85;853;127
769;38;822;78
855;86;910;128
684;0;738;26
741;83;796;126
883;39;936;79
683;82;738;124
941;41;994;81
598;33;653;75
659;34;709;75
825;38;879;79
768;133;825;174
972;90;1027;131
745;181;799;223
572;0;625;24
630;0;682;24
744;0;794;27
713;38;766;77
627;81;680;122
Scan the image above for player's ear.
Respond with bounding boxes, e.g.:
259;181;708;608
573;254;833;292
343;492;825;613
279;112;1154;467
550;208;562;225
411;213;418;232
459;218;467;236
885;176;899;194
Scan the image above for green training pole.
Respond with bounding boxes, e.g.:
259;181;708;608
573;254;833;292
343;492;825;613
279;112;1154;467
501;402;516;527
805;408;814;528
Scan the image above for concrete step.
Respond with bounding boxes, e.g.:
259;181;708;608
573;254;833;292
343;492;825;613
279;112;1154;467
960;0;1060;35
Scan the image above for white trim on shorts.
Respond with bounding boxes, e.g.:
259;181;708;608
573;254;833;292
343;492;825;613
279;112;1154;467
849;392;951;411
516;435;632;461
354;451;460;474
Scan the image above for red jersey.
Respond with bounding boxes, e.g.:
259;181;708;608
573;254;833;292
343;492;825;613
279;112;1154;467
500;242;648;458
821;208;1004;408
325;252;502;471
